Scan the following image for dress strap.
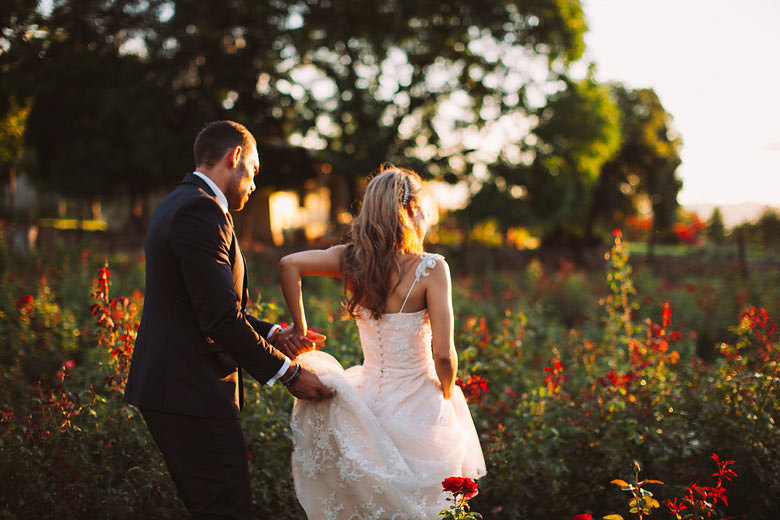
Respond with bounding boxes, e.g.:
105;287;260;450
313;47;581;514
398;253;441;313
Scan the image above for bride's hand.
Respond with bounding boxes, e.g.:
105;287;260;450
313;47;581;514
304;328;326;344
270;325;303;358
271;325;326;358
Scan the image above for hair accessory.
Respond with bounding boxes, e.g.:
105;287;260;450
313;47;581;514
401;178;410;209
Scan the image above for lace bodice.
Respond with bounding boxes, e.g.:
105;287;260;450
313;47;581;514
357;309;432;371
354;253;442;375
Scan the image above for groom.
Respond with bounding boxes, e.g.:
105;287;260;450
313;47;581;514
124;120;331;519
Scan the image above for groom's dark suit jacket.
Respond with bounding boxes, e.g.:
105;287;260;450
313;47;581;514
124;173;286;418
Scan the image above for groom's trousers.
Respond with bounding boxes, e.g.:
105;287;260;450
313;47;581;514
141;408;253;519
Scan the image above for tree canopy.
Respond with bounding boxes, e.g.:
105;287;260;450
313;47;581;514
458;75;623;245
0;0;685;246
587;85;683;246
457;81;683;247
1;0;587;197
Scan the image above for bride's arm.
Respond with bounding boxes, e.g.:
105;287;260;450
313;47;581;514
426;257;457;399
278;245;345;336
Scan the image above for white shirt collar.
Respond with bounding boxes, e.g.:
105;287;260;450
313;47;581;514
192;171;229;214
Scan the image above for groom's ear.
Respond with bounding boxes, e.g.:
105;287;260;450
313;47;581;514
228;146;242;169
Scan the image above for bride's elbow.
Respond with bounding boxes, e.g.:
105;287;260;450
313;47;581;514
432;342;456;365
433;352;454;366
279;255;297;274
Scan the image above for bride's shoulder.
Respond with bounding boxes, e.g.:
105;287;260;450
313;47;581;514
416;252;448;279
419;251;444;266
329;243;349;255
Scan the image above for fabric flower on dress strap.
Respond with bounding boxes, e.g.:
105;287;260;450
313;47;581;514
414;253;440;283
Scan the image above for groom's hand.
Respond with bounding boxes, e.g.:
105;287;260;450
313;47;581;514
287;367;333;401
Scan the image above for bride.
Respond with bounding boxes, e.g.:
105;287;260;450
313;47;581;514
278;165;486;519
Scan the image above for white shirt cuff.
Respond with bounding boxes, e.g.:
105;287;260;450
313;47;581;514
266;324;282;340
266;357;290;387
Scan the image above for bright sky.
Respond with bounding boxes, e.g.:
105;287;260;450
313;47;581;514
582;0;780;206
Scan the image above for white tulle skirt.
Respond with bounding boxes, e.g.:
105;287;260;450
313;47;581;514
290;350;486;520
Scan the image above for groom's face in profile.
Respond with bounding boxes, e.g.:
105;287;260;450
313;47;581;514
226;144;259;211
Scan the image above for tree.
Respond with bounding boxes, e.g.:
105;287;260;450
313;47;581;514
2;0;590;228
1;0;182;222
259;0;589;212
753;207;780;252
456;82;684;250
459;74;622;246
587;85;683;252
707;207;726;246
0;2;43;214
0;97;32;214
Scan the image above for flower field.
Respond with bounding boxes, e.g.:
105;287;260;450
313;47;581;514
0;232;778;519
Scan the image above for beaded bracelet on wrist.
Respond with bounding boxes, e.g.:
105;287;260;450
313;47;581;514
282;363;301;387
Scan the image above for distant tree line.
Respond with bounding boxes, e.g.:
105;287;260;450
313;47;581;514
710;207;780;254
1;0;682;245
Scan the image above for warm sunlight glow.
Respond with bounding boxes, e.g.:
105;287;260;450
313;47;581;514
268;188;330;245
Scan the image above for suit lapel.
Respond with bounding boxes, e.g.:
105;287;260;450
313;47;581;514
226;210;248;411
225;211;248;309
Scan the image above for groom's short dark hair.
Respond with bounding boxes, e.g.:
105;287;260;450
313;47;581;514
194;121;256;168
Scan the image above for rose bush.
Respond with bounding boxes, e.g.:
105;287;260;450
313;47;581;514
0;232;777;518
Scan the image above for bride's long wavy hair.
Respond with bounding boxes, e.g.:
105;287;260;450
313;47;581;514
342;165;426;319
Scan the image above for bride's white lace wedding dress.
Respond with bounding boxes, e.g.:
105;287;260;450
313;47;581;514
291;254;486;519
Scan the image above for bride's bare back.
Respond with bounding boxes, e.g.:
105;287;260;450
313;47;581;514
279;245;456;397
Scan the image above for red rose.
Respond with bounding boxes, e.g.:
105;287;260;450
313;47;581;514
15;294;33;308
456;374;489;403
573;515;593;520
442;476;478;500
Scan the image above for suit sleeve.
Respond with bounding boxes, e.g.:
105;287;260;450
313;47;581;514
170;198;286;384
247;315;276;339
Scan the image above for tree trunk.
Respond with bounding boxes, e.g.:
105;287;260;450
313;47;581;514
646;223;656;264
128;194;146;233
8;167;16;216
328;173;349;234
237;188;273;245
736;228;748;279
